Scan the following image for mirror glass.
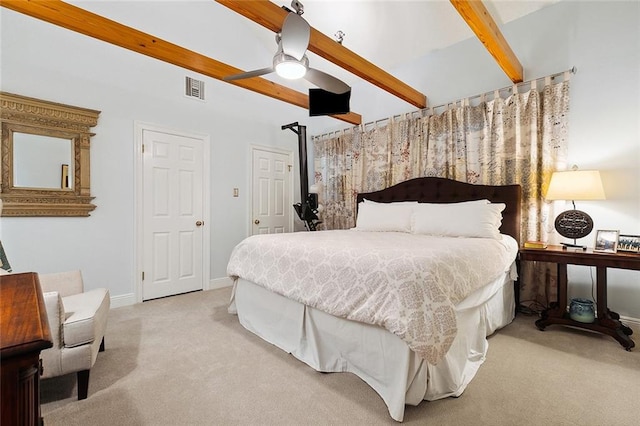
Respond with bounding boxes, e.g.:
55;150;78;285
13;133;74;189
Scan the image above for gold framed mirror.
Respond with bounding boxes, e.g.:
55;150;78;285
1;92;100;216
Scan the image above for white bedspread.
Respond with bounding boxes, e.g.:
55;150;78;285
227;230;518;364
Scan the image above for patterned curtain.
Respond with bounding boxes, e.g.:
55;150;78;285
312;131;356;230
313;78;570;307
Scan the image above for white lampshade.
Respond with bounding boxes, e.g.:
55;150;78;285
545;170;606;201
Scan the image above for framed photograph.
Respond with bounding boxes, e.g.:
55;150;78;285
617;234;640;253
594;229;619;253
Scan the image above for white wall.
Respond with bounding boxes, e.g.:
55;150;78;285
2;1;638;317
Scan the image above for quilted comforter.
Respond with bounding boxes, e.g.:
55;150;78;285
227;230;518;364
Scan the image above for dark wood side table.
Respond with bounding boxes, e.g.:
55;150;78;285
1;272;53;426
519;245;640;351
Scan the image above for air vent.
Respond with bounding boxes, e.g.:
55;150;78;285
185;76;205;101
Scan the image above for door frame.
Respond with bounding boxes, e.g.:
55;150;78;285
134;121;211;303
249;144;295;236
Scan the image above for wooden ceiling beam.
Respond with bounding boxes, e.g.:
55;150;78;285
0;0;361;125
215;0;428;109
450;0;524;83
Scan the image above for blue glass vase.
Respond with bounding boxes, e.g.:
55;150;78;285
569;298;595;323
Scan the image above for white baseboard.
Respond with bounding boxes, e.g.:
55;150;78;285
620;315;640;328
208;276;233;290
109;278;232;309
110;292;136;308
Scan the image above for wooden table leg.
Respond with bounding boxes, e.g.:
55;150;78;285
594;267;635;350
536;263;568;329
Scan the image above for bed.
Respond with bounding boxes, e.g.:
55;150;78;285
227;177;522;422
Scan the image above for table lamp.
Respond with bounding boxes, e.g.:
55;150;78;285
545;167;606;249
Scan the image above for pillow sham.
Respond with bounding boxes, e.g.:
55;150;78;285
354;200;417;232
411;200;505;239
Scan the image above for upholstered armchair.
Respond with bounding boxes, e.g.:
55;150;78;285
38;270;110;400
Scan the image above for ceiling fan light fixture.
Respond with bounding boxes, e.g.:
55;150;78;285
276;61;306;79
274;53;308;79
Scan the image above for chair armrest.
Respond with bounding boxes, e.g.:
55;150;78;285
39;270;84;297
61;288;110;347
42;291;64;349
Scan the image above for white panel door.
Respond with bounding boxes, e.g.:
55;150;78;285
143;130;204;300
252;147;291;235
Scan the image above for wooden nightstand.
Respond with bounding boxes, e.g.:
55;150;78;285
519;245;640;350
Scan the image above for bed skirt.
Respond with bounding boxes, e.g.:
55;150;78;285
229;271;515;422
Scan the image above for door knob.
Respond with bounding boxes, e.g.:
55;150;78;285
196;220;204;227
254;219;260;225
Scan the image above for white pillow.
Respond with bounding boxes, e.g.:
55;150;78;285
411;200;505;239
354;200;416;232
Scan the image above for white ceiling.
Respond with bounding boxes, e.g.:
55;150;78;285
66;0;559;93
269;0;560;71
237;0;561;95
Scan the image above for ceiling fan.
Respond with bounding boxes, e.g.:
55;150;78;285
223;1;350;95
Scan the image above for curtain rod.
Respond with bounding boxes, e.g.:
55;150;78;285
314;67;576;140
424;66;577;113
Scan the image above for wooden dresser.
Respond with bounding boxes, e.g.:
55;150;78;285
1;272;53;426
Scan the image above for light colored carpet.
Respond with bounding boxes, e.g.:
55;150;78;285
41;287;640;425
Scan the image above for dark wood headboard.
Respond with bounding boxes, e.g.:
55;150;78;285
356;177;522;245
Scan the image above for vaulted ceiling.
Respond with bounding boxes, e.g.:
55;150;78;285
1;0;558;125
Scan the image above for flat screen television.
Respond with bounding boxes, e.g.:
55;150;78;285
308;88;351;116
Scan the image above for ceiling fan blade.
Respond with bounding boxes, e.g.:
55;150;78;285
223;67;274;81
280;12;310;61
304;68;350;94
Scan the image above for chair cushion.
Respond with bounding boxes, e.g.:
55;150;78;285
62;288;110;348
